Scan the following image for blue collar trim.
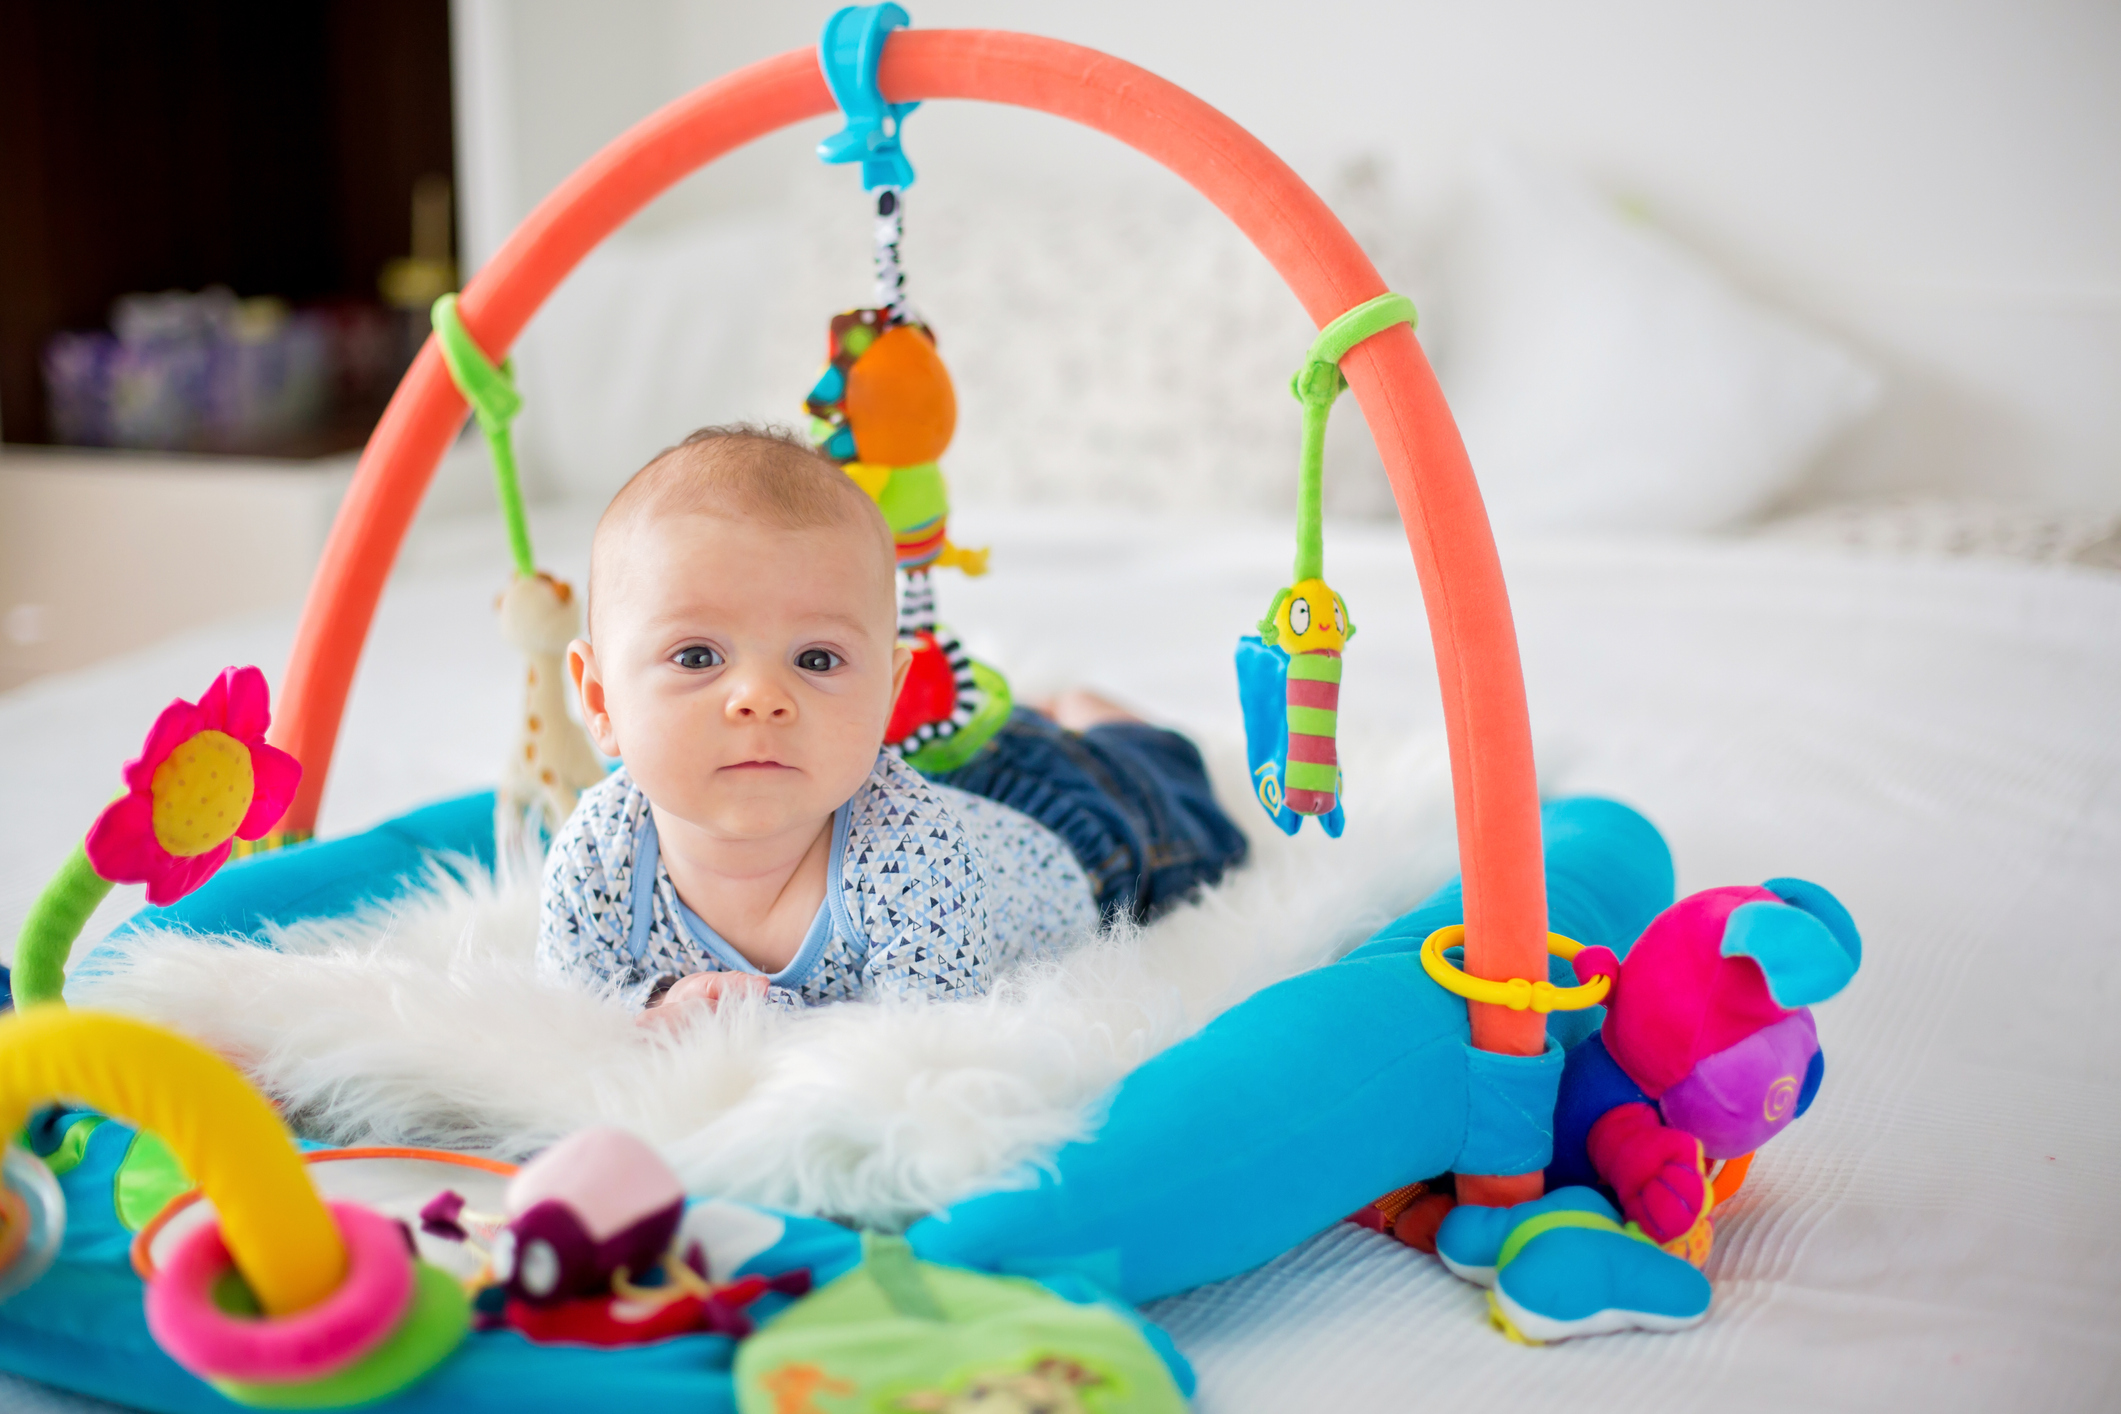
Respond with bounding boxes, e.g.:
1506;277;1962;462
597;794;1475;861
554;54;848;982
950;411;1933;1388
628;802;852;991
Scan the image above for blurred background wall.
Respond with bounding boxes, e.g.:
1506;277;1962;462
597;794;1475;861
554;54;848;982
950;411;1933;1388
450;0;2120;514
3;1;2115;691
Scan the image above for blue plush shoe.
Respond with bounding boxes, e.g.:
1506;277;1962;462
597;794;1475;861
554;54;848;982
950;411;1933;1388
1490;1224;1712;1343
1437;1186;1712;1343
1434;1187;1619;1288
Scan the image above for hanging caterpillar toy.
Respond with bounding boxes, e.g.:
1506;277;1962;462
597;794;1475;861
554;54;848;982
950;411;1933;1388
1235;293;1417;836
1259;577;1351;816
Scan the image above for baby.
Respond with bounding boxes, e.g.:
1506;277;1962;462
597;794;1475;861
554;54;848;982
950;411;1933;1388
539;426;1248;1022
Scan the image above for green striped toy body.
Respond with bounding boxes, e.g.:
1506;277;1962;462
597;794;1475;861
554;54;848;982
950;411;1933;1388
1284;649;1342;815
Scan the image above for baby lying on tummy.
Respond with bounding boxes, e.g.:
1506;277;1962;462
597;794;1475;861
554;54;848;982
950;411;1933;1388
539;425;1248;1023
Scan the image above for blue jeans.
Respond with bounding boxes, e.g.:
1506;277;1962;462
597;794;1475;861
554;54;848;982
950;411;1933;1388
931;709;1249;922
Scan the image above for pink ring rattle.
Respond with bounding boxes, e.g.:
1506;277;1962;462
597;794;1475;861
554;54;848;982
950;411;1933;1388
145;1200;414;1384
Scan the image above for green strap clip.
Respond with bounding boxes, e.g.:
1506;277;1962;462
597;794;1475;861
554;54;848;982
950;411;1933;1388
1286;291;1416;583
432;294;536;580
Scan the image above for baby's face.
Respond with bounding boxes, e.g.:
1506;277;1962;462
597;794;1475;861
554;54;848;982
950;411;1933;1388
572;512;907;842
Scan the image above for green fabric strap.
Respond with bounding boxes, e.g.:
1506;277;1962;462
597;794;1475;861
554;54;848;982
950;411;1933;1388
1286;292;1418;583
862;1233;944;1321
1494;1208;1642;1272
12;843;113;1008
432;294;536;580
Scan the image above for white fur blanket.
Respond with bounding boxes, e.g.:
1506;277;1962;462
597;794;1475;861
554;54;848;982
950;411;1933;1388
74;737;1455;1230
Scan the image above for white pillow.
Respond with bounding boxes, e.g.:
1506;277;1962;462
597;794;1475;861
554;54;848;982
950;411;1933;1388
1421;151;1880;535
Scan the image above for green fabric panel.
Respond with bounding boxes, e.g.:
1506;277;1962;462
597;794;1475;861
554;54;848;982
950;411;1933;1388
114;1130;191;1232
432;294;536;579
13;844;114;1007
861;1234;944;1321
1286;705;1338;736
41;1116;105;1178
874;462;947;534
1285;761;1338;792
1286;652;1343;683
735;1249;1187;1414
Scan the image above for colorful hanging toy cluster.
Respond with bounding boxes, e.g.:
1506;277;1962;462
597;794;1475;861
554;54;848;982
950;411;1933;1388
804;3;1010;773
1235;293;1416;837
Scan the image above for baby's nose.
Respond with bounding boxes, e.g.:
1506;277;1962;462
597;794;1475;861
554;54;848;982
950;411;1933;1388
727;676;794;718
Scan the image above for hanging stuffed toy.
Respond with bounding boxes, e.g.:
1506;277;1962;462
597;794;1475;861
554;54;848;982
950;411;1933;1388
433;295;607;846
1237;293;1416;837
808;4;1009;774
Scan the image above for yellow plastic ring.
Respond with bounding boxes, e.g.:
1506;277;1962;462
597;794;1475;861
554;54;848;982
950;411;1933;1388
1419;925;1610;1013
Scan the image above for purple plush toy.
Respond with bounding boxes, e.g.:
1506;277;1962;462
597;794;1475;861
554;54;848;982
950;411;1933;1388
491;1126;687;1306
1549;878;1861;1253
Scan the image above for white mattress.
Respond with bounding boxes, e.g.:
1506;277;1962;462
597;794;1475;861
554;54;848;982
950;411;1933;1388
4;506;2118;1412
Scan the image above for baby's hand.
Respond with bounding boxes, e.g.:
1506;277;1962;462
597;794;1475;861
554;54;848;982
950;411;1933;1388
636;971;771;1030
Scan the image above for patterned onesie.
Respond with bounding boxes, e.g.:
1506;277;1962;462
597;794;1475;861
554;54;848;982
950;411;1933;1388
538;752;1098;1007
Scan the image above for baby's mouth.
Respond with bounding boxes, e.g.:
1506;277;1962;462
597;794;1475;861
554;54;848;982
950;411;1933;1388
721;758;792;771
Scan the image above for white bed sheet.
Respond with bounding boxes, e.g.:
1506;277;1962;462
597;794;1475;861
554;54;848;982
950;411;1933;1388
3;506;2118;1412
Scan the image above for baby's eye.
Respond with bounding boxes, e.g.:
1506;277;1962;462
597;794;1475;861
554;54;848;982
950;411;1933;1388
795;648;843;674
1288;597;1312;635
672;646;722;671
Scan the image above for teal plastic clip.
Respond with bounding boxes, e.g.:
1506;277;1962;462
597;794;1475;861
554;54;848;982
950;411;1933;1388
816;4;920;191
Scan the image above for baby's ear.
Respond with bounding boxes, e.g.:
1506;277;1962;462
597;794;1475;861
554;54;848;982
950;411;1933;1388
890;640;915;704
569;639;620;756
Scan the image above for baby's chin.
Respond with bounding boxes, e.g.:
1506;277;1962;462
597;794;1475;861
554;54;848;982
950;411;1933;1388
678;777;842;841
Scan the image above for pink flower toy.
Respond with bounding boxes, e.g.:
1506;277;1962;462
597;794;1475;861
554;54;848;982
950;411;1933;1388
9;666;300;1009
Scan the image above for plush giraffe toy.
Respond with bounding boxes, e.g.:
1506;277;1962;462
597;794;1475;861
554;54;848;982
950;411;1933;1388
496;572;606;845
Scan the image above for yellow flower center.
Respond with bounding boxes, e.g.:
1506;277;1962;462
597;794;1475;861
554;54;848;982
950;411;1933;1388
150;730;254;857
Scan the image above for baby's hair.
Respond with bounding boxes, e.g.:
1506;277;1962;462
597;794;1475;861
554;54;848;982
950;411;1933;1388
587;423;895;639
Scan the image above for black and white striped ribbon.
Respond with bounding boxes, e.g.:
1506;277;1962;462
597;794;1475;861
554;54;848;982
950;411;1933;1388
898;568;938;635
873;187;915;328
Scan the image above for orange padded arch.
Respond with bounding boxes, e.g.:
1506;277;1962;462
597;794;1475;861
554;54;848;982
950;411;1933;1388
268;30;1548;1204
